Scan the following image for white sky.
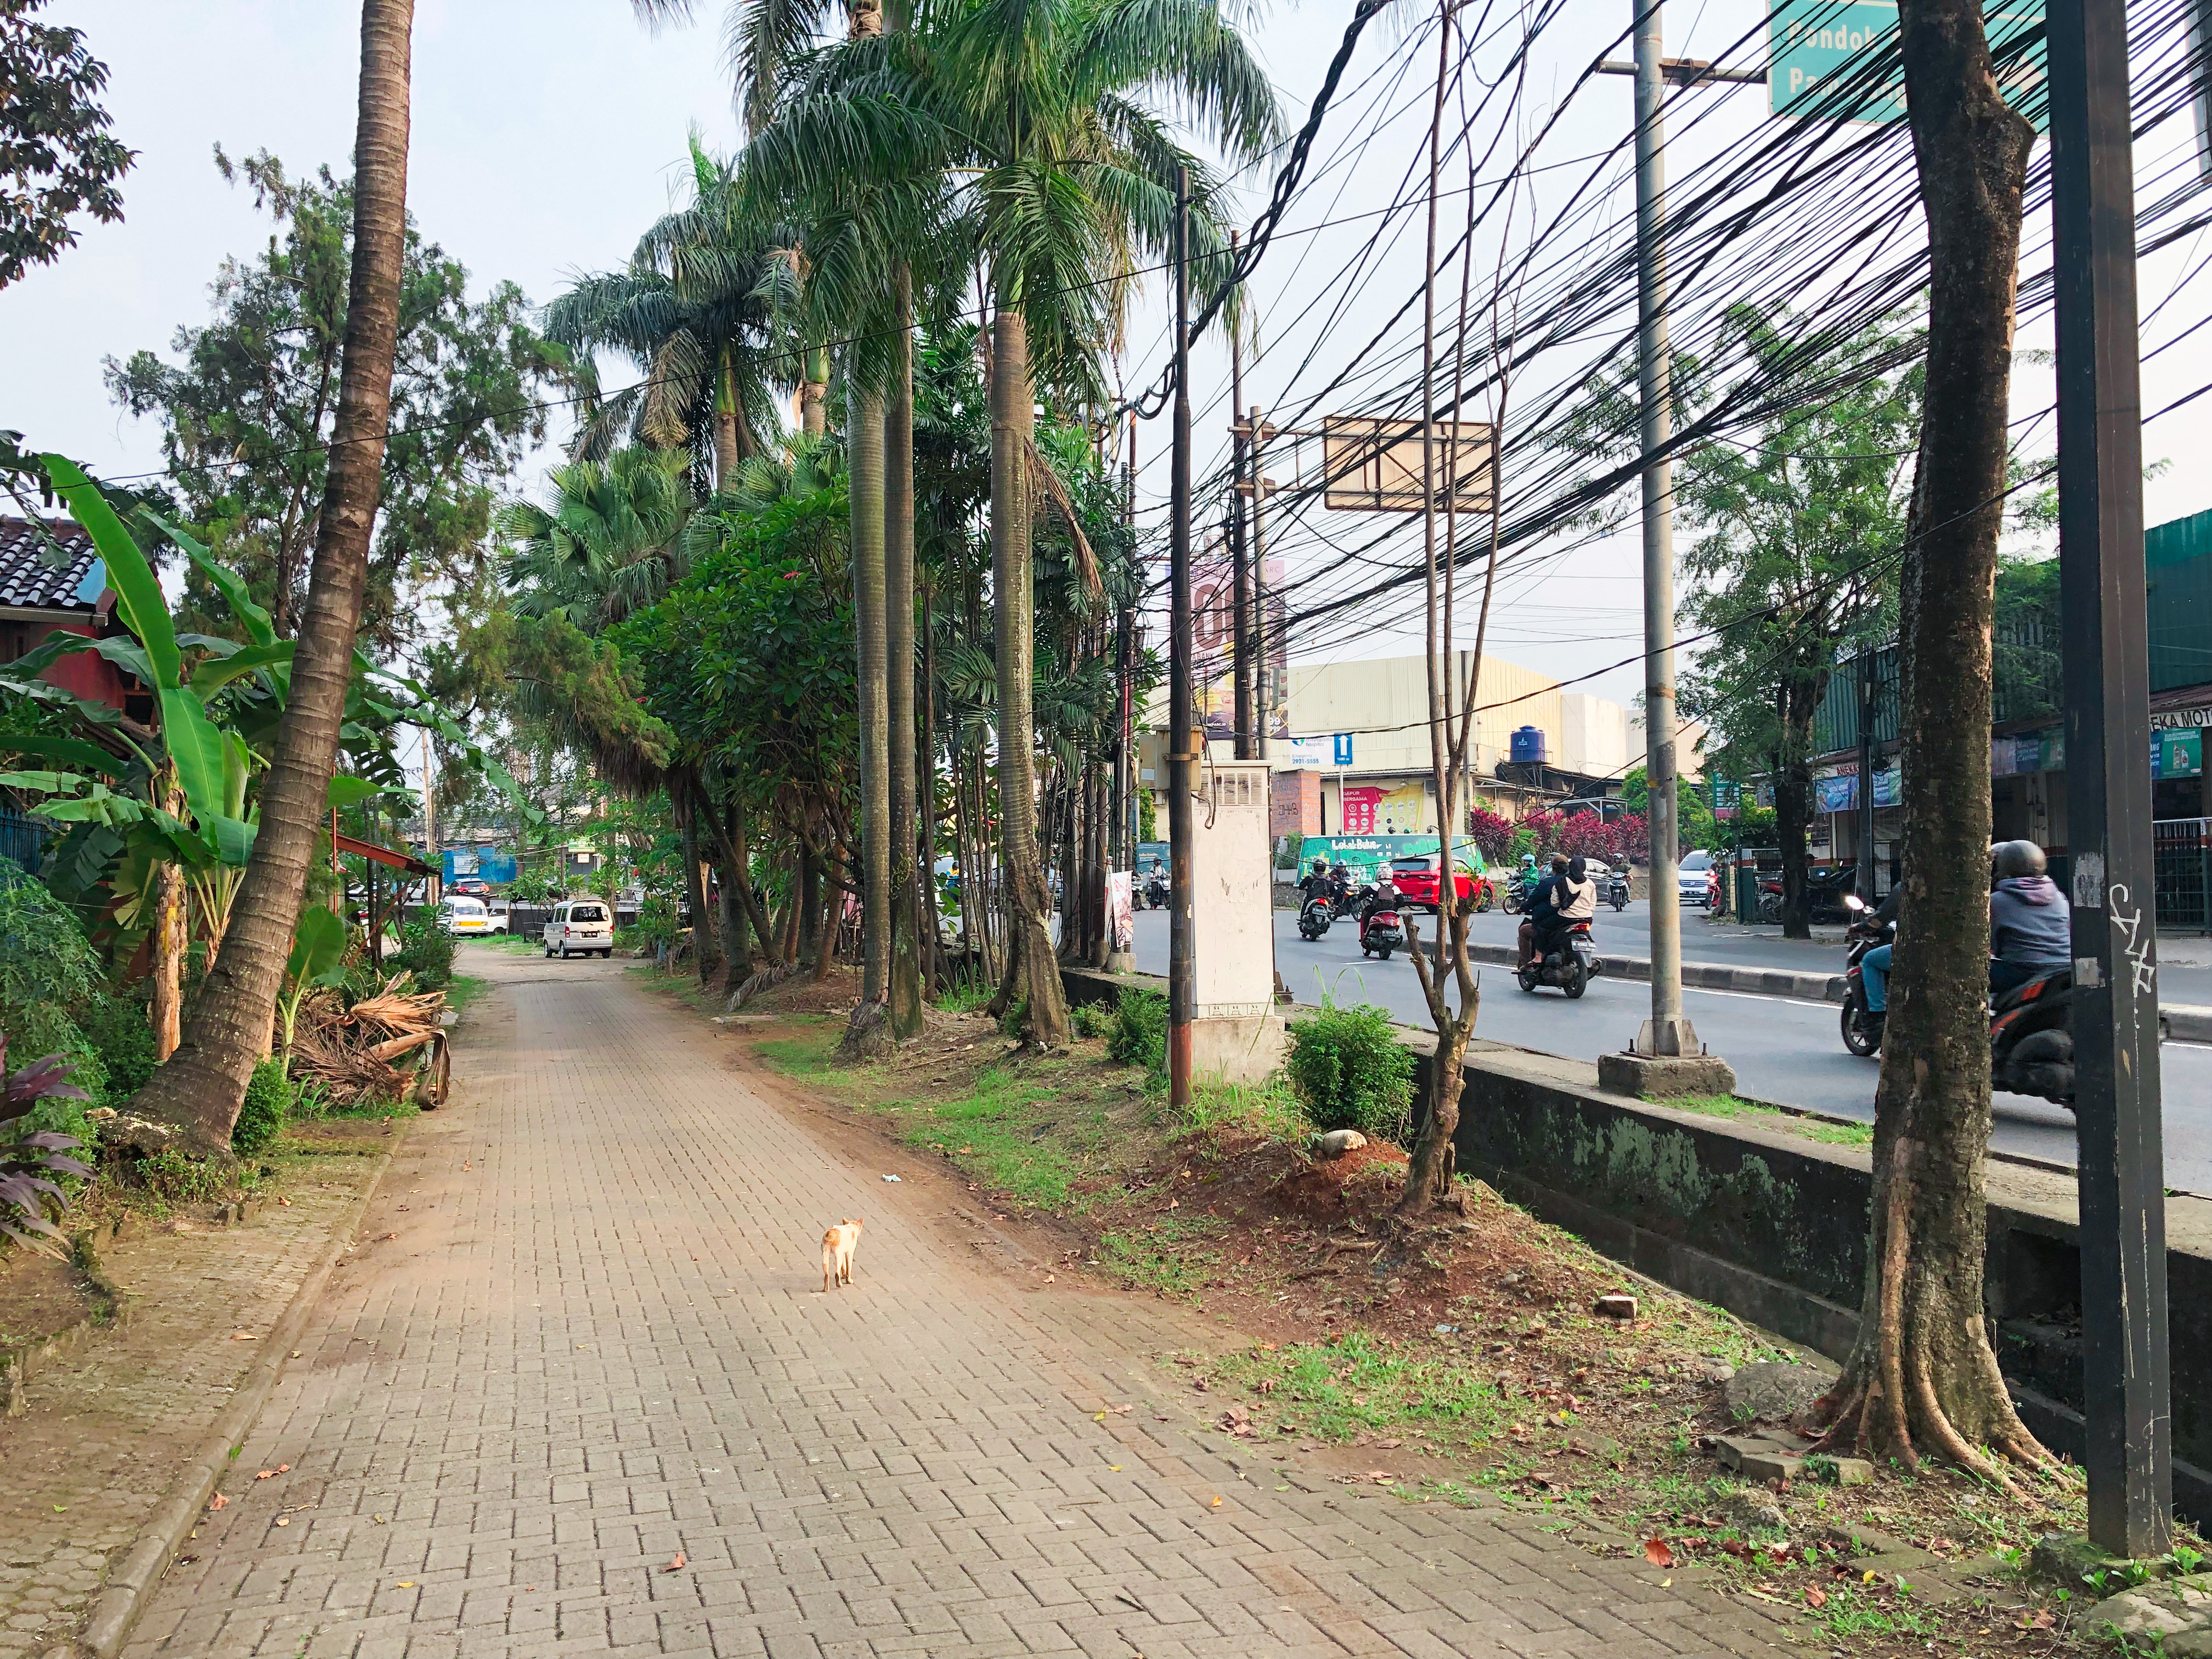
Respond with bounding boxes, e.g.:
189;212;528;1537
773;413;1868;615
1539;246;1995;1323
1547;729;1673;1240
4;0;2208;745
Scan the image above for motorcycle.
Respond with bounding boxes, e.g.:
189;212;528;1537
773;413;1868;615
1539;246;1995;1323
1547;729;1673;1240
1838;893;1892;1057
1991;968;2078;1109
1357;889;1405;961
1297;888;1337;940
1142;870;1169;911
1757;864;1861;926
1607;872;1630;912
1503;872;1534;914
1518;918;1598;998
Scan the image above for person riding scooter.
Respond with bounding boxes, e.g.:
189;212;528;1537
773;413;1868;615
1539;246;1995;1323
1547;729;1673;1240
1359;875;1403;945
1297;858;1335;911
1858;841;2070;1018
1989;839;2070;996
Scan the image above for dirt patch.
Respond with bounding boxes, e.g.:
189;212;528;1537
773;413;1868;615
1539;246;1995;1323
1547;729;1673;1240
1267;1143;1410;1225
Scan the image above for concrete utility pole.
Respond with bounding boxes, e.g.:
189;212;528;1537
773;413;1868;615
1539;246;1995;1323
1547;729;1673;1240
1250;407;1272;759
420;730;439;904
1229;231;1255;761
2049;0;2172;1555
1168;166;1197;1109
1594;3;1751;1095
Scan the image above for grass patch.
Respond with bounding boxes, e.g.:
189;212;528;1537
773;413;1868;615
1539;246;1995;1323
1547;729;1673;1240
445;973;489;1015
1202;1330;1516;1448
1809;1583;1941;1640
753;1019;841;1079
878;1057;1112;1211
1662;1093;1873;1147
1095;1215;1225;1299
466;933;542;956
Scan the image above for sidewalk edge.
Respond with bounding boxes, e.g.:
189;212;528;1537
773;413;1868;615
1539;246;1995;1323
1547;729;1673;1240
69;1144;397;1659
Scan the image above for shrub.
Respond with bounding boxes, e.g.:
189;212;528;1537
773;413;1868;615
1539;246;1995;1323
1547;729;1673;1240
1284;1001;1415;1141
997;997;1028;1039
1070;1001;1110;1039
75;989;156;1105
0;872;103;1066
1107;989;1168;1075
232;1057;291;1157
136;1148;224;1204
2;1045;93;1251
387;917;456;991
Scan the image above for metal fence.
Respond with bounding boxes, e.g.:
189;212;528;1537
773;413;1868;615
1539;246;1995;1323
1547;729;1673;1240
2154;817;2209;932
0;811;47;876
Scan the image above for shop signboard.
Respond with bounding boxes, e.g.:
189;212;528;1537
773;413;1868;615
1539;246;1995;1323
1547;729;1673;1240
2160;726;2204;778
1873;766;1900;808
1284;736;1331;769
1712;779;1743;820
1340;786;1383;834
1816;772;1857;814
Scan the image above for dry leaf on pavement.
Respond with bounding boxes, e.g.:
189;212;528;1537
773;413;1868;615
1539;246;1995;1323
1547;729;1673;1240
1644;1538;1674;1568
667;1552;686;1571
207;1493;229;1510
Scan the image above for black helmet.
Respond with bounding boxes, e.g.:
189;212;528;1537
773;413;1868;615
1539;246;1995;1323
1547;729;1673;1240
1312;857;1328;871
1992;839;2047;879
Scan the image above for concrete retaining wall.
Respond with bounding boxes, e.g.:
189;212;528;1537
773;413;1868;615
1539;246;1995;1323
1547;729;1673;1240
1062;963;2212;1522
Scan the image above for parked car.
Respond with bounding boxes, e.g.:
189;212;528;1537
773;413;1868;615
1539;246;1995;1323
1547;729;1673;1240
543;899;615;959
449;876;490;897
1387;853;1488;914
1678;849;1715;909
438;896;496;937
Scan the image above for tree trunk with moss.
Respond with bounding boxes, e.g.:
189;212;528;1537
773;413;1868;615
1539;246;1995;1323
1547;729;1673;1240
984;304;1071;1047
1811;0;2047;1479
886;270;925;1037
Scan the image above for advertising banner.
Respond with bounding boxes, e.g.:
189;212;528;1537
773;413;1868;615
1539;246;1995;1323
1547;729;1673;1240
1106;871;1134;952
1815;773;1858;814
1301;834;1486;885
1872;766;1900;808
1284;736;1331;769
1340;786;1383;834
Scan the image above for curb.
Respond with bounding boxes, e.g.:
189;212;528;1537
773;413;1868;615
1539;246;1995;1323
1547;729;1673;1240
2171;1006;2212;1043
67;1145;398;1659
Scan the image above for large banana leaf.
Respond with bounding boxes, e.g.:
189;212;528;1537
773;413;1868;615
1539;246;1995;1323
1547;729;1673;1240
151;513;276;648
40;456;254;862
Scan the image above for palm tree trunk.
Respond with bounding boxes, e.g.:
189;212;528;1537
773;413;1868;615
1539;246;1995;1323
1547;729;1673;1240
986;303;1071;1046
1812;0;2046;1477
886;271;924;1035
713;341;742;489
801;346;830;438
122;0;416;1159
678;796;716;985
850;383;892;1018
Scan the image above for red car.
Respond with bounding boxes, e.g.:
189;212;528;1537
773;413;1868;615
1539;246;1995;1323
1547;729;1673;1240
1387;854;1492;914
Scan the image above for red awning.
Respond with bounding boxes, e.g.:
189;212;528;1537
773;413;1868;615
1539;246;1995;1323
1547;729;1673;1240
335;830;433;877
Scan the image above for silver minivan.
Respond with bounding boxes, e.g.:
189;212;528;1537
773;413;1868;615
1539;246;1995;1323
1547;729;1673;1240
543;899;615;959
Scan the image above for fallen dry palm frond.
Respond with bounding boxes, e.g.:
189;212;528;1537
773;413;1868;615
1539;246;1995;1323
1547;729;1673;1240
289;974;448;1105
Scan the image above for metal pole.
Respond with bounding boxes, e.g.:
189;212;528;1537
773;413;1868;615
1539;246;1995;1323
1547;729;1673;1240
1631;0;1695;1058
1169;166;1197;1108
420;730;438;905
1229;230;1254;760
1126;416;1141;867
1251;405;1271;760
1858;658;1877;900
2050;0;2172;1556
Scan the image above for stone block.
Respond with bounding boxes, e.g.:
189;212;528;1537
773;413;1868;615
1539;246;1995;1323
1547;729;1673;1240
1592;1295;1638;1320
1596;1051;1737;1100
1711;1435;1801;1483
1722;1361;1833;1424
2028;1532;2115;1587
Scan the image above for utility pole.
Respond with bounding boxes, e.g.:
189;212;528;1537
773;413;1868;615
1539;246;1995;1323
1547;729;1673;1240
1250;405;1272;759
1229;231;1255;760
1593;3;1752;1093
1857;656;1878;900
1107;411;1138;974
2050;0;2171;1555
1169;166;1197;1109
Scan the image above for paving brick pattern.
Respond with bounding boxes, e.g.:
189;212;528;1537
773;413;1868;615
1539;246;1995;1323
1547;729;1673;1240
122;956;1797;1659
0;1159;380;1659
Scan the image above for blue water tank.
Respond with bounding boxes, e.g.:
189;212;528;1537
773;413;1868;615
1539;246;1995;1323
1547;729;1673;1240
1510;724;1547;764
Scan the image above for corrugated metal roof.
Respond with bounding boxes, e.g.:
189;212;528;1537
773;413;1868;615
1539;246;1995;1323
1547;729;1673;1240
0;516;102;613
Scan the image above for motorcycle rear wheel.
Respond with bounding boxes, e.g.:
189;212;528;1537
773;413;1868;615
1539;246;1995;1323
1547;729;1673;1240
1563;958;1587;998
1376;944;1394;961
1517;964;1540;992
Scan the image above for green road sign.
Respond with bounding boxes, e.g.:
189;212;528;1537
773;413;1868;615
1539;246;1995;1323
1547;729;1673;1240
1769;0;2047;128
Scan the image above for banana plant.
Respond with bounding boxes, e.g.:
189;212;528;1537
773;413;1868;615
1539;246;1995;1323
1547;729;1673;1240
277;906;349;1057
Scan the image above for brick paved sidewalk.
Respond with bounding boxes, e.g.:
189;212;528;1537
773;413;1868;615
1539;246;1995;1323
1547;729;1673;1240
0;1155;382;1659
122;955;1799;1659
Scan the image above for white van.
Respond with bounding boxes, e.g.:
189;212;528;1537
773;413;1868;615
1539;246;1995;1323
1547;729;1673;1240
543;899;614;959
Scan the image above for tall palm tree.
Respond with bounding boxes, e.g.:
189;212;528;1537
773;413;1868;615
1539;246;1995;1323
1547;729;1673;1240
545;133;796;488
748;0;1278;1044
122;0;419;1158
496;447;694;629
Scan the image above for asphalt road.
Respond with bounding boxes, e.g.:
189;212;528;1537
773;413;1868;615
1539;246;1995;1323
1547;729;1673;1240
1128;905;2212;1193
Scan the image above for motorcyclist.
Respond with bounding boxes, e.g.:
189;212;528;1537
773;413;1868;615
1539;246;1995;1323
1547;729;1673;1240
1859;841;2070;1014
1358;874;1402;943
1517;855;1571;967
1297;859;1336;919
1858;885;1903;1016
1988;839;2070;997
